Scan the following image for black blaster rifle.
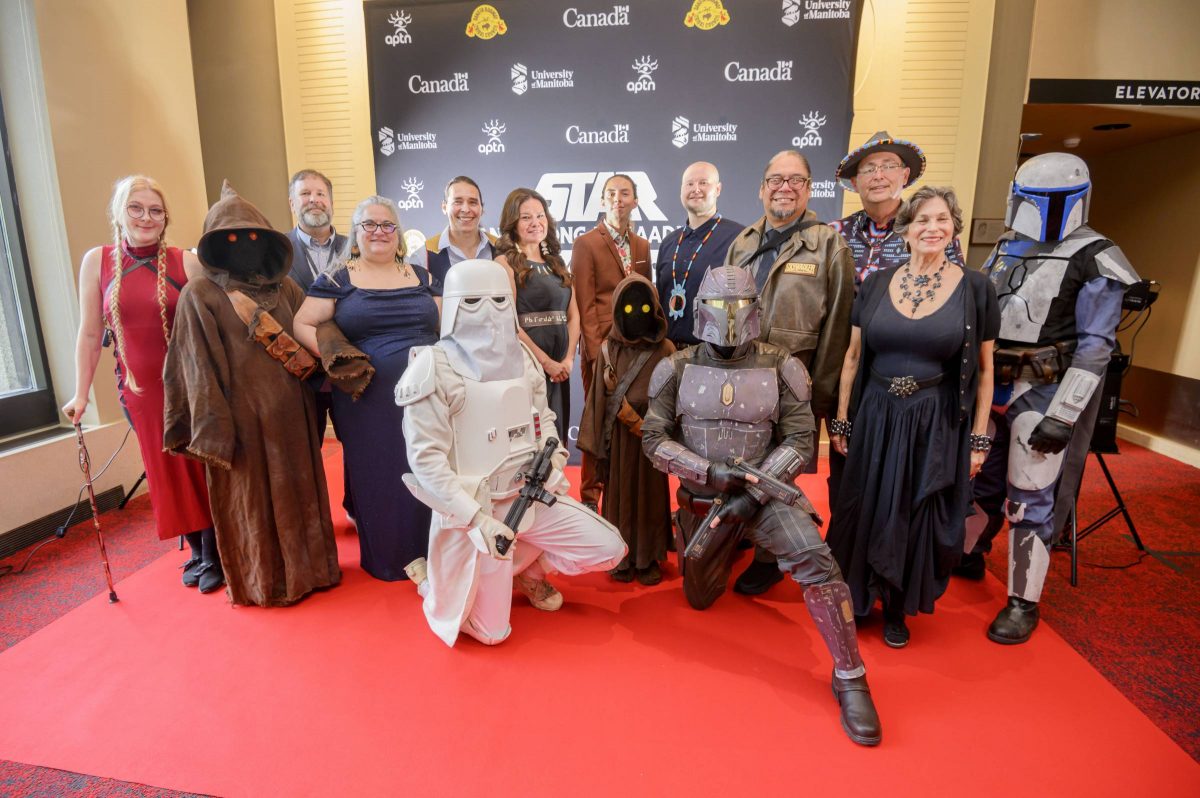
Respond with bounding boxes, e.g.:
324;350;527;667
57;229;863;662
684;456;823;561
495;437;559;556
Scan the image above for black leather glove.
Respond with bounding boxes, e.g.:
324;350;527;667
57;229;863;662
1028;417;1073;455
720;492;761;524
708;462;747;493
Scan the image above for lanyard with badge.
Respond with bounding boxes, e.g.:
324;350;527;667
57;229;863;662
667;216;721;321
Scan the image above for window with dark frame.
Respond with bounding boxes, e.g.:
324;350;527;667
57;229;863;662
0;87;58;439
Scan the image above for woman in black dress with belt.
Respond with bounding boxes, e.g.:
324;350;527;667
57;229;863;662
494;188;579;443
826;186;999;648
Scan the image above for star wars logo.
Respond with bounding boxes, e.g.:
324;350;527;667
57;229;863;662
534;171;675;249
791;111;826;148
562;4;630;28
627;56;658;93
385;10;412;45
397;178;424;210
478;119;506;155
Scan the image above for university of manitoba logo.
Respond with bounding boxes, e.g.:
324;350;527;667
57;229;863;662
781;0;801;26
627;56;658;93
378;127;395;156
465;4;507;39
385;10;412;46
397;178;424;210
511;63;528;95
792;111;826;148
672;116;690;148
479;119;506;154
684;0;730;30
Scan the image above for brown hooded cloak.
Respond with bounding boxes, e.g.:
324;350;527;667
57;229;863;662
163;181;341;606
578;274;675;570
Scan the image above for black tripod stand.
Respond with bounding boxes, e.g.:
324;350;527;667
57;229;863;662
1061;449;1146;587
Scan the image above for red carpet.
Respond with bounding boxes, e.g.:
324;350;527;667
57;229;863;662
0;451;1197;797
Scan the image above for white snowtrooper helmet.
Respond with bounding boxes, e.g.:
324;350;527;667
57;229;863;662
440;258;516;338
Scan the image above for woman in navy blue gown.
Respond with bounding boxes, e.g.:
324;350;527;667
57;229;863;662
295;195;440;581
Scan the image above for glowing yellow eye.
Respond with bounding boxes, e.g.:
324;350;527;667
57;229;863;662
624;304;632;314
641;304;650;313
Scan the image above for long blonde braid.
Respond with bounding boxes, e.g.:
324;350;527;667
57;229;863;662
154;242;171;349
107;234;141;393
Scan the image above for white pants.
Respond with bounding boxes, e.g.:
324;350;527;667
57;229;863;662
460;496;626;645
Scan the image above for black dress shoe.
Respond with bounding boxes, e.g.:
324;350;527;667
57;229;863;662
987;596;1040;644
197;562;226;594
733;559;784;595
831;672;882;746
181;557;203;588
635;562;662;586
883;617;910;648
952;552;987;581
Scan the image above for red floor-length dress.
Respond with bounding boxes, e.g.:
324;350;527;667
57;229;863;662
100;243;212;540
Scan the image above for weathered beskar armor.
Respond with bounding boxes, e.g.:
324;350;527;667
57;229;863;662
972;153;1138;644
641;265;881;746
398;260;625;647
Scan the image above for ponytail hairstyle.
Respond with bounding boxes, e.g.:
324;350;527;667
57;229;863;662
494;187;568;288
107;174;171;393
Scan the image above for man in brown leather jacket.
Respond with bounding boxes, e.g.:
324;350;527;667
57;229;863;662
571;174;652;509
724;149;855;594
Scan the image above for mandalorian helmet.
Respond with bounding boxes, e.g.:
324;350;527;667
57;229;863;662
1006;152;1091;242
693;265;760;347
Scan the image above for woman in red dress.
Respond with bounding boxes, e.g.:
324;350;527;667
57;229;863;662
63;175;220;592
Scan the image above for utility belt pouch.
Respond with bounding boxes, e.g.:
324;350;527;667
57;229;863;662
1025;345;1062;383
993;348;1023;384
227;289;319;381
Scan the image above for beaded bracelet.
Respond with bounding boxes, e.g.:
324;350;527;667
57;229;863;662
828;418;852;437
969;433;993;452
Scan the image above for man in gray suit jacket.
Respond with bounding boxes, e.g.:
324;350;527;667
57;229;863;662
286;169;354;521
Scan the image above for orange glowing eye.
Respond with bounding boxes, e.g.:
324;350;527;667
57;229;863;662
249;232;258;241
227;233;238;242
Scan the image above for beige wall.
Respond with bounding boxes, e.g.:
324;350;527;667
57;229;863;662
189;0;291;231
1029;0;1200;80
35;0;209;424
1089;130;1200;381
841;0;996;244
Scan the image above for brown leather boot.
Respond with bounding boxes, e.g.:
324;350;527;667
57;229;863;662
831;672;882;746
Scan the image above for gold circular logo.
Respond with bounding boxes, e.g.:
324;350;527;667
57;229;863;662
466;4;508;40
684;0;731;31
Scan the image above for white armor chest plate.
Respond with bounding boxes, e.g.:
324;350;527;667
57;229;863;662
450;375;539;498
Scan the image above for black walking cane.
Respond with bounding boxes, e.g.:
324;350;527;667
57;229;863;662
73;420;119;603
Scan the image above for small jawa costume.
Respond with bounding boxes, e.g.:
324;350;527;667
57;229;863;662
578;274;675;584
164;181;342;606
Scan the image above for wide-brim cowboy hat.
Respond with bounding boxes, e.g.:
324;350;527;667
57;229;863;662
836;131;926;193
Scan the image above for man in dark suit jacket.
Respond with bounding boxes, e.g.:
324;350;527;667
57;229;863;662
571;173;652;509
286;169;354;520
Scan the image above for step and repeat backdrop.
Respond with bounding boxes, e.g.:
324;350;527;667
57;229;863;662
365;0;861;253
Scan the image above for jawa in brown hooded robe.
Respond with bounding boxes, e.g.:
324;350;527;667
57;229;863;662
578;274;675;584
163;181;342;607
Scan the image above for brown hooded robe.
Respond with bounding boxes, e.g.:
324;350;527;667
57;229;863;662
163;181;341;606
578;274;675;570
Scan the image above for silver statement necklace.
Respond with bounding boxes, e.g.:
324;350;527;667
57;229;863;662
898;260;946;315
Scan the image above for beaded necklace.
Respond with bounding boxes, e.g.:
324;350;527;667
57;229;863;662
897;259;946;315
667;215;721;321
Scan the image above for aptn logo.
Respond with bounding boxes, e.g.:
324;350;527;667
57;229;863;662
684;0;730;30
465;4;507;39
408;71;469;94
479;119;507;154
566;123;630;145
672;116;690;148
511;63;528;95
378;127;395;156
724;60;793;82
791;111;826;148
563;4;630;28
397;178;424;210
627;56;658;93
385;10;412;46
